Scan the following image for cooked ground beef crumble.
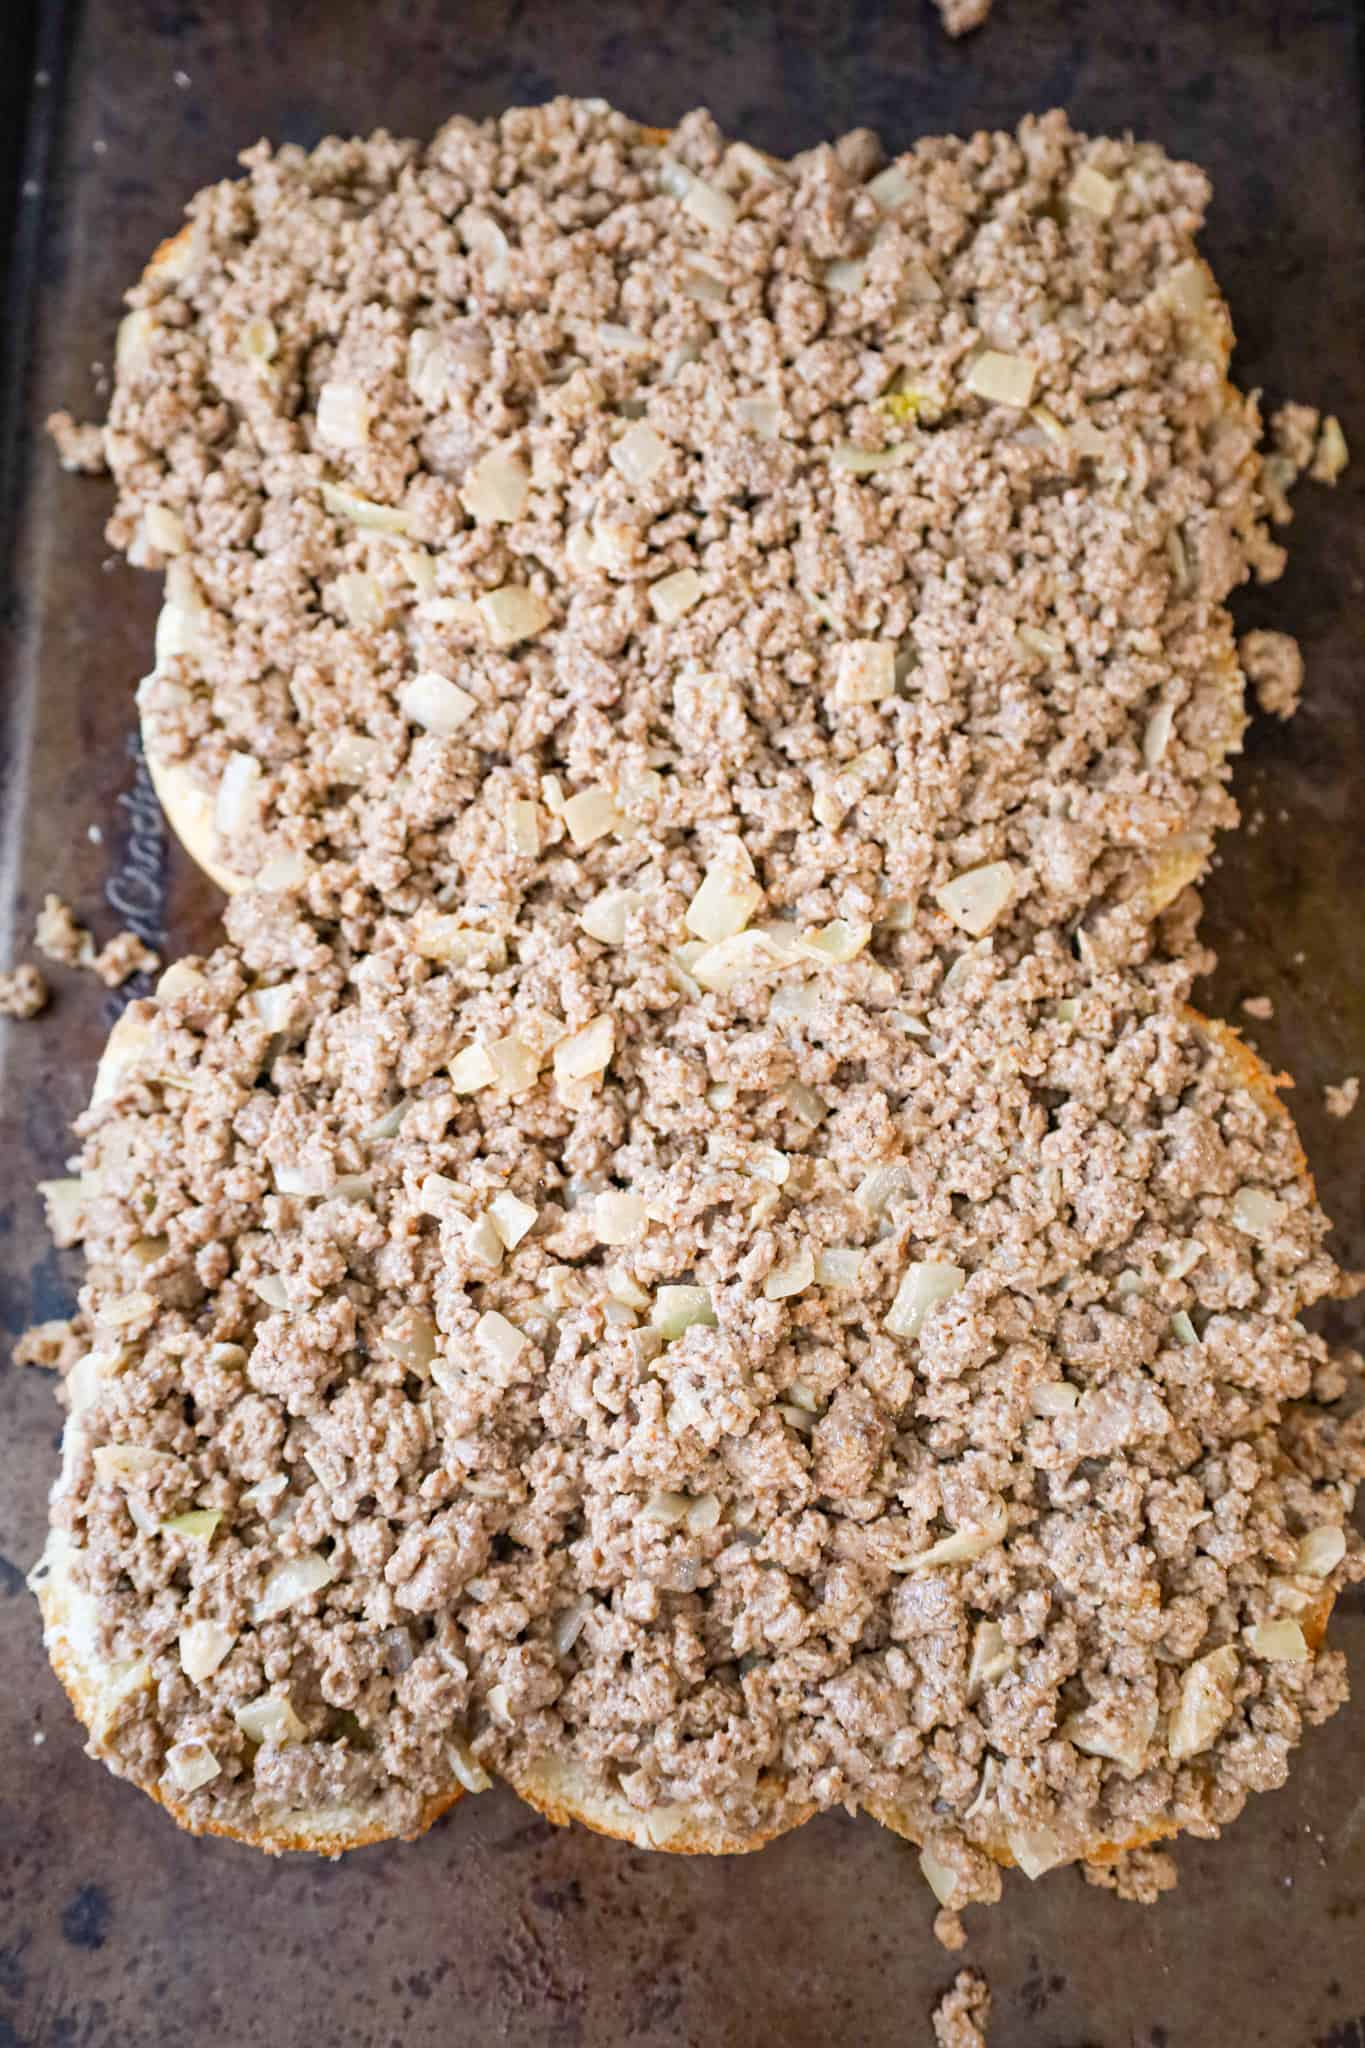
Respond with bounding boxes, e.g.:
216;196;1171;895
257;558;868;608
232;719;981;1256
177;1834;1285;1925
36;904;1360;1861
95;102;1286;967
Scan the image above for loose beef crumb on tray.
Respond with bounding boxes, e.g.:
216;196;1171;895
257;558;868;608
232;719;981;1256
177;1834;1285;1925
35;895;94;968
87;100;1291;967
34;901;1360;1871
932;1970;991;2048
934;0;994;35
0;964;49;1018
1324;1076;1358;1119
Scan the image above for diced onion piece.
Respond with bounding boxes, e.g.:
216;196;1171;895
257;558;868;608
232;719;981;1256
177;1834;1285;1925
117;308;158;375
143;503;186;556
901;1502;1007;1574
828;441;910;475
477;585;551;647
155;960;206;1003
259;849;312;893
606;1265;651;1312
1168;1644;1239;1760
399;671;477;738
411;912;503;969
1165;259;1211;314
239;1473;288;1516
448;1734;493;1793
489;1192;537;1250
487;1032;541;1096
234;1692;307;1745
594;1191;647;1245
1246;1619;1308;1663
814;1247;864;1288
273;1160;334;1197
161;1509;221;1542
967;1619;1015;1697
562;785;622;848
450;1042;497;1095
1007;1824;1068;1881
361;1097;409;1145
253;1552;335;1624
964;351;1037;408
610;422;670;487
581;888;644;945
919;1844;965;1908
250;1274;290;1311
855;1164;911;1216
682;178;737;234
763;1246;814;1300
1316;415;1349;482
465;1212;504;1268
1170;1310;1198;1347
651;1285;717;1341
379;1310;437;1373
39;1178;86;1241
506;798;542;858
649;568;703;622
736;397;780;441
553;1014;614;1084
1065;1697;1157;1775
781;1079;828;1126
164;1739;221;1793
215;752;262;839
824;257;866;294
1295;1525;1346;1577
885;1260;966;1341
690;926;798;993
93;1443;168;1486
319;481;409;533
1030;1380;1079;1416
316;380;370;448
597;321;651;356
417;1173;461;1216
934;861;1015;937
867;162;915;210
687;1492;721;1533
1066;165;1118;218
179;1619;236;1683
642;1490;689;1525
336;571;385;626
1231;1186;1286;1237
835;640;895;706
241;316;278;368
458;206;510;287
799;919;871;965
475;1310;527;1376
1143;700;1175;767
686;862;762;944
460;447;529;524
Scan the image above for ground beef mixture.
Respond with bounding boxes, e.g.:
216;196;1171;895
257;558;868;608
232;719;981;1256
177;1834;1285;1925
37;900;1360;1863
89;102;1290;968
932;1969;992;2047
0;963;50;1018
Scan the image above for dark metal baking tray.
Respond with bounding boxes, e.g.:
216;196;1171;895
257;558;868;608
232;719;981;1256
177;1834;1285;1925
1;3;1362;2042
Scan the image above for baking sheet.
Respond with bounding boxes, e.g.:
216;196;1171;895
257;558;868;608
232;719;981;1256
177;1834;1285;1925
1;2;1362;2041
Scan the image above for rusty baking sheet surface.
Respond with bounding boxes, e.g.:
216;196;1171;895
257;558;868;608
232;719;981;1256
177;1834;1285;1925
1;2;1362;2043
